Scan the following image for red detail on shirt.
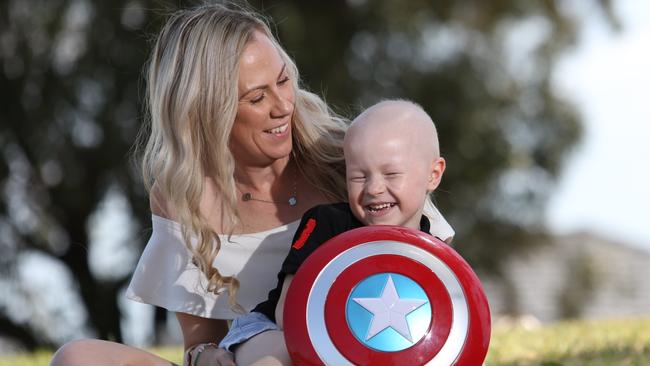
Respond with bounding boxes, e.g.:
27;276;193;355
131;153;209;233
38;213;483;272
292;218;316;250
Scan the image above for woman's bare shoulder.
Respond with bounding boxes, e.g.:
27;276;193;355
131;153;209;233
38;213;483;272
149;183;176;220
151;177;221;221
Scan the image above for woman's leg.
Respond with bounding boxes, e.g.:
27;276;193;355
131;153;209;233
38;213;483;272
50;339;177;366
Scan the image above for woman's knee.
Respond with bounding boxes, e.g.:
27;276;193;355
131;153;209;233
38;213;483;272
50;339;106;366
50;339;175;366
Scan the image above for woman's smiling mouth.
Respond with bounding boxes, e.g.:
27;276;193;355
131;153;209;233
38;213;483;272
264;123;289;135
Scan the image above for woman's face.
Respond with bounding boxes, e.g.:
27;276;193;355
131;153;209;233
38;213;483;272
230;31;295;167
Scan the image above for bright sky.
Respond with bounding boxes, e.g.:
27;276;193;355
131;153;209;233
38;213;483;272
547;0;650;249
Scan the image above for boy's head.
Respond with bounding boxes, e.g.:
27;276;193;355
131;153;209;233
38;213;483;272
343;100;445;229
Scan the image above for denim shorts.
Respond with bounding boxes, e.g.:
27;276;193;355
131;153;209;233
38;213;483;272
218;312;279;351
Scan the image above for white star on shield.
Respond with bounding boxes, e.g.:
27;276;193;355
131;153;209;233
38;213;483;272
352;275;427;342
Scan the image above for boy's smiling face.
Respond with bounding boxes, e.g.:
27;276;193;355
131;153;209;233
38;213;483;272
344;101;445;229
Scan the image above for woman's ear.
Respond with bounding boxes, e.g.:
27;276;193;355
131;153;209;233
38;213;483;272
427;157;446;192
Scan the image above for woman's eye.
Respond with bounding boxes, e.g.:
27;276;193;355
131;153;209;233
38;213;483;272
278;76;290;85
350;176;365;182
250;94;264;104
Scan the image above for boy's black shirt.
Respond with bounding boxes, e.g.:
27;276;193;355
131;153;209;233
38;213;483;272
252;202;431;322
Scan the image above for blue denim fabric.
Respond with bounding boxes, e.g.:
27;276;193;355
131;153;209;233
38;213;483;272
218;312;279;351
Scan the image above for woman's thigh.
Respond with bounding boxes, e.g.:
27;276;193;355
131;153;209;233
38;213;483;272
50;339;177;366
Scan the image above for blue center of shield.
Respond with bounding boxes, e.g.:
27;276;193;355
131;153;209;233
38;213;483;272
346;273;431;352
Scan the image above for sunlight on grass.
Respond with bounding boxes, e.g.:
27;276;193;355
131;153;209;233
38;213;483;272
486;317;650;365
1;317;649;366
0;350;53;366
148;347;183;364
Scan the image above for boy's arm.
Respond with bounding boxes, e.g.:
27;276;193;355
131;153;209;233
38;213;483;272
272;203;355;328
254;204;343;322
274;275;293;329
222;204;351;359
219;206;333;352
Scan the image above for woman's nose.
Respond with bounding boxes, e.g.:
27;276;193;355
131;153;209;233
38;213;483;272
272;90;293;117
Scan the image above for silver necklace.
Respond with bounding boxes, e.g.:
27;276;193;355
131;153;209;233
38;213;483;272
240;166;298;206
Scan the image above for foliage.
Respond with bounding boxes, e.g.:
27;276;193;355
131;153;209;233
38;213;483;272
0;0;617;349
1;0;155;347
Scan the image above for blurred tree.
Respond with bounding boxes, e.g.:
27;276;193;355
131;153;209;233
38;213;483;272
0;0;616;350
253;0;616;292
0;0;155;348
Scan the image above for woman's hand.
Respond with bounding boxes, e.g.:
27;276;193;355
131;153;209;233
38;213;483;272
186;344;235;366
198;347;236;366
177;312;232;365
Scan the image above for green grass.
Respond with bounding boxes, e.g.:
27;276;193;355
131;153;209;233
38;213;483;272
486;317;650;365
2;317;649;366
0;350;54;366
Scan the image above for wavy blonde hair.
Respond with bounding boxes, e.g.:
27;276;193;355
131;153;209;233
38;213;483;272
139;3;347;311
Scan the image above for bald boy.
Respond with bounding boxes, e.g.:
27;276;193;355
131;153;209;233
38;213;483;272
219;100;450;365
344;100;445;230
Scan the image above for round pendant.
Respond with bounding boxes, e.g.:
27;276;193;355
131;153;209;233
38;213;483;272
288;196;297;206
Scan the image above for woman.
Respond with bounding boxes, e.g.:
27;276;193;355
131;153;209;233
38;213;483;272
50;3;453;366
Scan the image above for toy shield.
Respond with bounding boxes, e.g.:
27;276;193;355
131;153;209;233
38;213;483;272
283;226;490;366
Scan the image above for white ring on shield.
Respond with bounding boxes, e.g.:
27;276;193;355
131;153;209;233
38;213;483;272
306;240;469;366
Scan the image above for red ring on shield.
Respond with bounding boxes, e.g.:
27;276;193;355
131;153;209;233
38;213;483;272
324;254;453;365
283;226;491;366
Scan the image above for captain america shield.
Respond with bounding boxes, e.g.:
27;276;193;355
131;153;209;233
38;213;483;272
283;226;490;366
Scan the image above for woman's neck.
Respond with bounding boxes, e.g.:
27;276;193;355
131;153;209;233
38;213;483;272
233;156;291;194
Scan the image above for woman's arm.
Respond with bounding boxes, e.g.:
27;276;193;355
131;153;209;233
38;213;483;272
177;313;235;366
151;189;233;365
176;313;229;349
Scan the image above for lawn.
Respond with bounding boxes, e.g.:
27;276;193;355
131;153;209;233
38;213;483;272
486;317;650;366
2;317;649;366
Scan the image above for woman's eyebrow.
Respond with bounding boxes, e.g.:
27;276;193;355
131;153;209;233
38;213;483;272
239;63;287;99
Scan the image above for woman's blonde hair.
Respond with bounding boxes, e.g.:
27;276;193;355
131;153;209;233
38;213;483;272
139;3;347;311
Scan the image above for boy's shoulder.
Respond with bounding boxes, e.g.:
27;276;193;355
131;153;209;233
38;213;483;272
306;202;354;218
298;202;362;236
288;203;359;258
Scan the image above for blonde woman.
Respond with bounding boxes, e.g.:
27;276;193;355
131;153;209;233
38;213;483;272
50;3;453;366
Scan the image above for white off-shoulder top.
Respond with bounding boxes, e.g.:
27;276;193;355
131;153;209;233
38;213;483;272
126;202;454;320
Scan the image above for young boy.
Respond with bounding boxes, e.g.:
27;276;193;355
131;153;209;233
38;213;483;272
219;99;449;365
